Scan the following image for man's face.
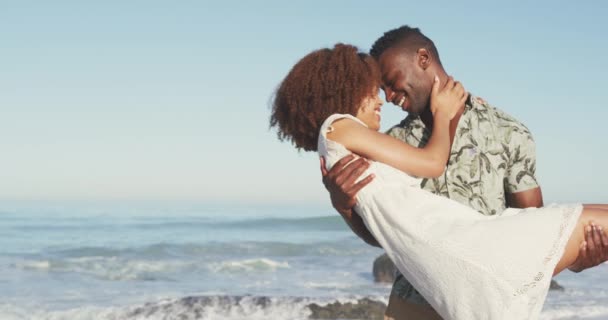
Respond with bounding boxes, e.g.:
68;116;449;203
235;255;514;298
378;48;431;115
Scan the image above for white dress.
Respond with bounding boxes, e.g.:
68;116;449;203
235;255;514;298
318;114;582;320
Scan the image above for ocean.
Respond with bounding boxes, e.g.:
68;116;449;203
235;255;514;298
1;202;607;320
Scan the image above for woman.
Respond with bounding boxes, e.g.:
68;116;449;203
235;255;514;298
269;44;607;320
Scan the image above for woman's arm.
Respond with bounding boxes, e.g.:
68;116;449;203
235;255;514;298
328;77;467;178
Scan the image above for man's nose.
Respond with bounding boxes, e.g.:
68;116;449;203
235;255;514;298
384;88;394;103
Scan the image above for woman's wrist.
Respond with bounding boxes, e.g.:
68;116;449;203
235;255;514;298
433;109;452;123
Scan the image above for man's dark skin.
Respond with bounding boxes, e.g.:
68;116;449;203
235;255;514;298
320;44;608;278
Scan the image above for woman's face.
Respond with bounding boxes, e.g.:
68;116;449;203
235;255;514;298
356;90;384;131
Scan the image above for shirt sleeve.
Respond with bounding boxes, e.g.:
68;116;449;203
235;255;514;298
385;126;403;139
385;117;428;147
504;126;540;193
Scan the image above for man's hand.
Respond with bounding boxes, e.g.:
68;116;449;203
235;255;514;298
320;154;374;218
320;155;380;247
569;221;608;273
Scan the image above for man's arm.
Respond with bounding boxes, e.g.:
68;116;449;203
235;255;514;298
505;187;543;208
339;204;381;248
320;155;381;247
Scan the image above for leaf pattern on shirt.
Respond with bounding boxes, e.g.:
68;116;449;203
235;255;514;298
387;94;539;216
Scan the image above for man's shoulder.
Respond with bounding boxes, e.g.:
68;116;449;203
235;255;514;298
469;94;532;136
385;115;425;138
385;115;428;147
389;114;424;129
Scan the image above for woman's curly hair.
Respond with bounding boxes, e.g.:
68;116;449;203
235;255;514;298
270;44;381;152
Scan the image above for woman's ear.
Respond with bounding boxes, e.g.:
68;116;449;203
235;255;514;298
357;102;367;113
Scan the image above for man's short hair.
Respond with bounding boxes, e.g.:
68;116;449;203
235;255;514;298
370;25;441;65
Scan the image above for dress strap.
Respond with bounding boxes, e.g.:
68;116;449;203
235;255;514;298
317;114;366;170
320;114;367;138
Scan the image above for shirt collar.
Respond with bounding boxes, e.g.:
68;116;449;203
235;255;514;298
402;92;475;125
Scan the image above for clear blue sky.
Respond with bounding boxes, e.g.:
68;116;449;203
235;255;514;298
1;1;606;205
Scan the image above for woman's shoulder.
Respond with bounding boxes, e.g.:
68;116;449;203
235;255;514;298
323;114;366;131
317;114;357;164
322;113;361;126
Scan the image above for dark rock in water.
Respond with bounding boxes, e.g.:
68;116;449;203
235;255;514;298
373;253;397;283
125;295;386;319
373;254;566;292
126;296;279;319
308;298;386;320
550;279;564;291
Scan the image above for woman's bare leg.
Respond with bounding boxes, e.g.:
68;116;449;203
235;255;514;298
585;204;608;210
554;205;608;275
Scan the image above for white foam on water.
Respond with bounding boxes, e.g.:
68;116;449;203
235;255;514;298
13;255;295;282
316;246;368;256
0;296;314;320
541;304;608;320
208;258;290;273
177;297;312;320
3;298;608;320
12;257;193;281
14;260;51;270
0;303;124;320
302;281;356;290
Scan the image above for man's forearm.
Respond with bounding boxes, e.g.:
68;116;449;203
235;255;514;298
340;209;381;247
506;187;543;209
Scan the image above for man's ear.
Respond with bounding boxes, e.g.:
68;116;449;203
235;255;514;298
417;48;432;70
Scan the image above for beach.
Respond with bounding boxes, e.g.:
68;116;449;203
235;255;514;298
1;203;607;320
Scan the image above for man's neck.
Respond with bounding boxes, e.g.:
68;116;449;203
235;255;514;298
420;108;434;129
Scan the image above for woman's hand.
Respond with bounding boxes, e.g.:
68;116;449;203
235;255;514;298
430;75;468;120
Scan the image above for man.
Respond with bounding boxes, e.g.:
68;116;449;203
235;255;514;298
321;25;608;319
